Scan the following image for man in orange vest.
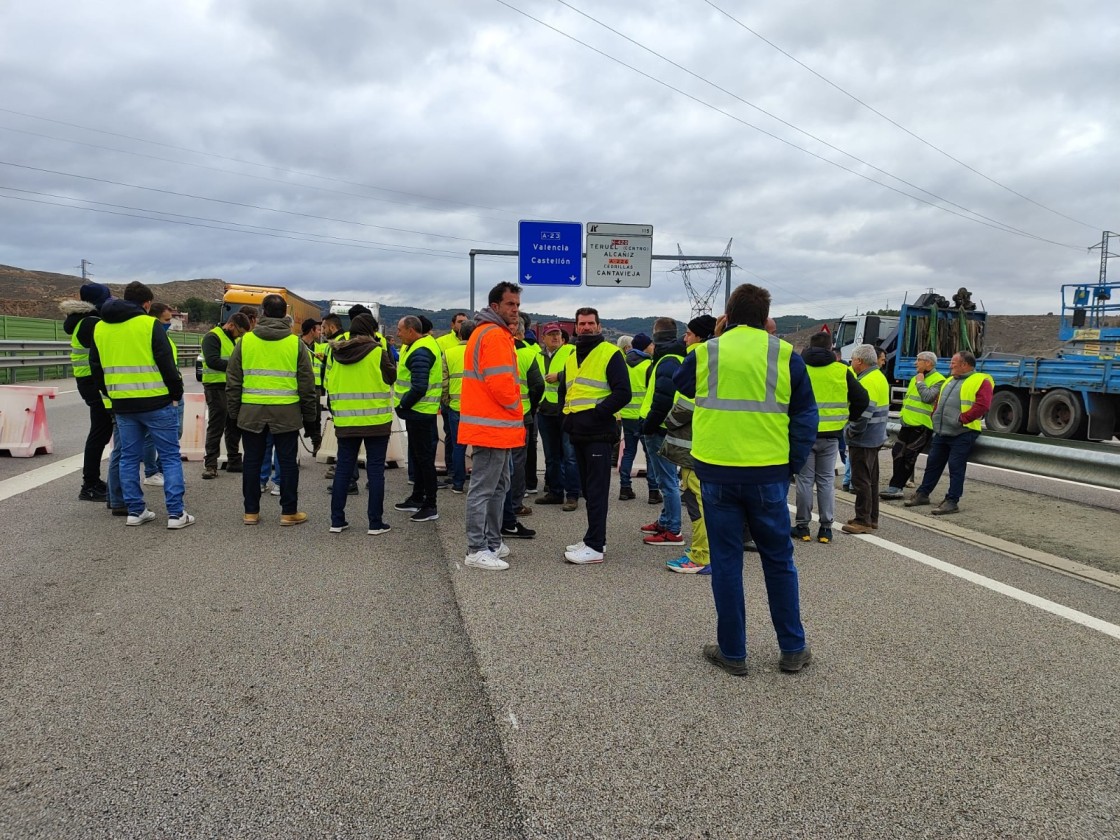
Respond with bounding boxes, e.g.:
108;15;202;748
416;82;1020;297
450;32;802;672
459;281;526;571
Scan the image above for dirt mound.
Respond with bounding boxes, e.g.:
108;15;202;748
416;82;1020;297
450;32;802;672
0;265;225;320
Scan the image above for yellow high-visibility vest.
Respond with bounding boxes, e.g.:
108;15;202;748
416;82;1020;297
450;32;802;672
240;332;301;405
201;326;234;384
444;342;466;412
326;346;392;428
638;354;683;419
692;327;792;467
900;370;945;428
562;342;621;414
394;335;443;414
94;317;169;403
806;362;851;433
620;358;651;420
960;372;995;431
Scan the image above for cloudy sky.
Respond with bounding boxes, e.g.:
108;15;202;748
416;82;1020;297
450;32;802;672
1;0;1116;323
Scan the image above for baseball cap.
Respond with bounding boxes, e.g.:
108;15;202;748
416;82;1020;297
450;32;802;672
542;321;562;334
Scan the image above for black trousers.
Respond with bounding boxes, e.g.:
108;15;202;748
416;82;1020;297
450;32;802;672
574;439;613;552
888;424;932;489
850;445;881;526
524;416;539;491
242;427;299;515
405;413;438;508
83;398;114;487
204;384;242;468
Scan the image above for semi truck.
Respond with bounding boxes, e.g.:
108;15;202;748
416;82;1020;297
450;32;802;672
221;284;322;335
834;284;1120;441
327;299;381;331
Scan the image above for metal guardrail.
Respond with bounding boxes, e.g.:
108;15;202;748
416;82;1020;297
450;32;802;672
887;421;1120;491
0;340;200;370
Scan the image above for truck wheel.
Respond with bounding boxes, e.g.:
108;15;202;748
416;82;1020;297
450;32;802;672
986;390;1026;434
1037;389;1087;440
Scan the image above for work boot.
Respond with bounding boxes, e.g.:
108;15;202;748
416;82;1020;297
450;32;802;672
904;492;930;507
201;465;218;480
225;456;243;473
841;520;873;535
562;497;579;512
618;486;636;501
779;646;813;673
648;489;662;505
535;492;564;505
280;512;308;526
702;644;748;677
931;498;960;516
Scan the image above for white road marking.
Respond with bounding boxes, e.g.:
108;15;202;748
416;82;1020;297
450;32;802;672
507;712;520;730
788;503;1120;640
861;533;1120;641
0;453;86;502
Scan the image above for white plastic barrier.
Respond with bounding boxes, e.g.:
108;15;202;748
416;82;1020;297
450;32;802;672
179;392;207;461
0;385;57;457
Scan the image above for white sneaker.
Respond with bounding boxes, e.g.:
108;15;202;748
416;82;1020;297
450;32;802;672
566;541;607;552
564;545;605;565
126;509;157;526
329;523;350;534
142;473;164;486
167;512;196;530
465;550;509;571
495;542;511;559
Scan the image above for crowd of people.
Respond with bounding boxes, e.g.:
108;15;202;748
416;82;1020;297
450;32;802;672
63;279;994;676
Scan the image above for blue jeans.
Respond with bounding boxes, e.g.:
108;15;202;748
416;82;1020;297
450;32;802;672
561;431;580;500
701;479;806;661
116;405;185;517
445;408;467;489
642;433;681;533
107;423;124;509
917;430;980;502
333;435;389;529
619;418;655;491
242;427;299;515
259;432;281;485
150;402;186;475
537;413;564;494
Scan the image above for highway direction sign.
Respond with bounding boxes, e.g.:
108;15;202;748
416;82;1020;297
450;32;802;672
518;220;583;287
585;222;653;288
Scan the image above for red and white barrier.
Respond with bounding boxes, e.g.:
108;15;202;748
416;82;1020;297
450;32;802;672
0;385;58;457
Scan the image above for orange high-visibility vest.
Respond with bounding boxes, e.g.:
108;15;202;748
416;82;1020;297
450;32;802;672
458;321;525;448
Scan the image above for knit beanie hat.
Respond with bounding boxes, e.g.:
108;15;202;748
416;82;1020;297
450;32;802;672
79;283;111;309
687;315;717;341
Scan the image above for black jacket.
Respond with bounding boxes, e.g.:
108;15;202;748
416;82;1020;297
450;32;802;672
558;334;631;442
89;299;183;413
641;338;687;435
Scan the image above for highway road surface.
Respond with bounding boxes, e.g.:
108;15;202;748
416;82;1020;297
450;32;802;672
1;380;1117;839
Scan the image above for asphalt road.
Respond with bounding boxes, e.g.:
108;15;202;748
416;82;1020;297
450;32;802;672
1;381;1117;839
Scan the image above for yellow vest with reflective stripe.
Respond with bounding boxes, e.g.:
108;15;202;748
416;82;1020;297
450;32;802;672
692;327;792;467
639;354;683;419
900;370;945;429
70;326;92;378
960;372;994;431
542;345;574;404
860;367;890;431
240;332;301;405
201;326;234;384
516;344;541;416
312;341;329;388
806;361;851;433
395;335;443;414
326;346;392;428
562;341;621;414
444;343;466;412
94;317;169;402
620;358;651;420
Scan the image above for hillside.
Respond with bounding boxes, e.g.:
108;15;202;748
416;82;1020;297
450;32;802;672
0;265;1066;356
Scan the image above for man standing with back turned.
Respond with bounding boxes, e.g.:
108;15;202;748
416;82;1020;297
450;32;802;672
674;284;817;676
460;282;525;571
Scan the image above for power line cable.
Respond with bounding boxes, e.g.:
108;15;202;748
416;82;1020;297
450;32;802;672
547;0;1073;245
493;0;1083;250
699;0;1099;231
0;159;513;248
0;106;518;218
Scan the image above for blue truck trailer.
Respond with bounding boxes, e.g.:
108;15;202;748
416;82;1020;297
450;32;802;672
882;283;1119;441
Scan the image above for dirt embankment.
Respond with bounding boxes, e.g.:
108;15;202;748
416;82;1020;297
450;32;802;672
0;265;225;319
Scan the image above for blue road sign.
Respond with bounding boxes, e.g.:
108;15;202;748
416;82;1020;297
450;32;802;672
518;220;583;286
